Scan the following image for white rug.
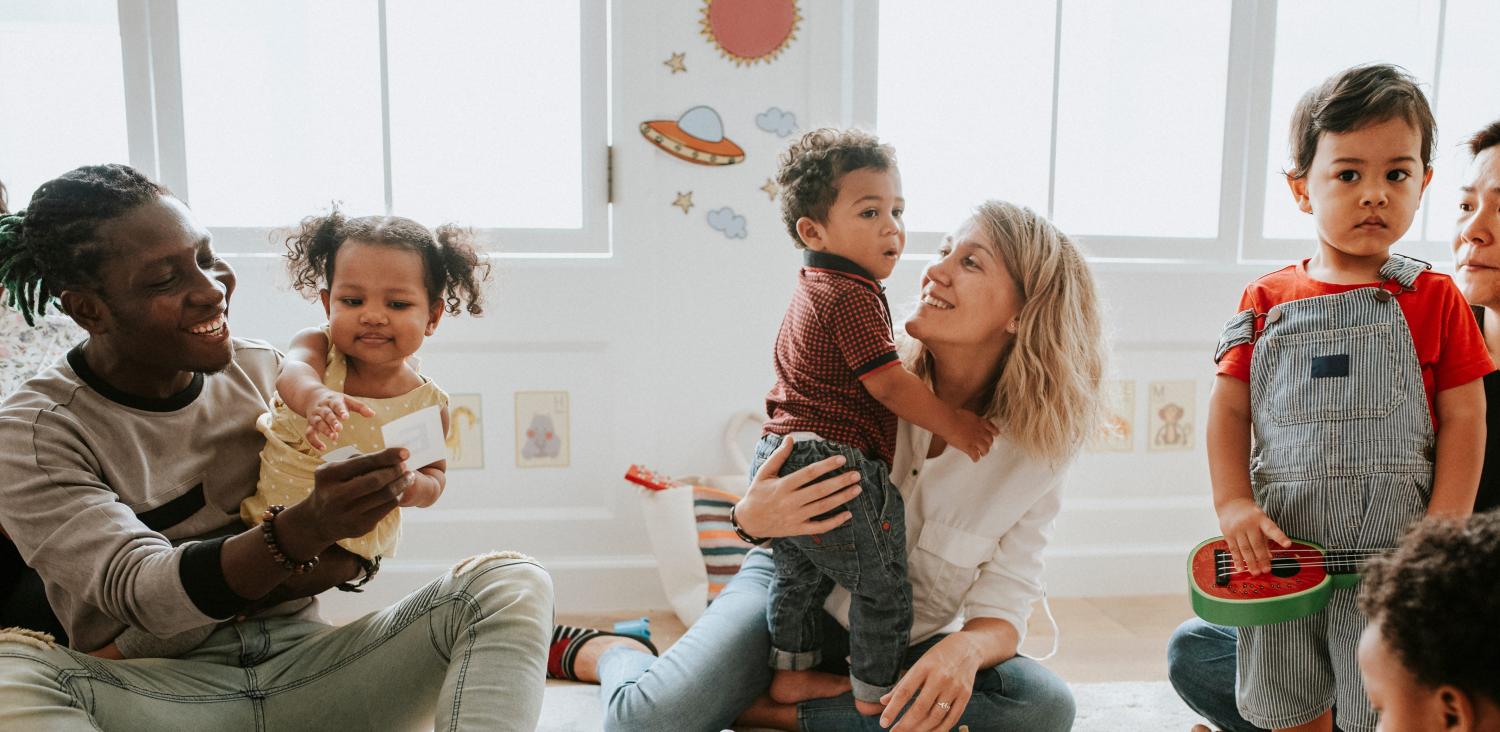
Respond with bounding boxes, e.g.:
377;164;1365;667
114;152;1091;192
538;679;1204;731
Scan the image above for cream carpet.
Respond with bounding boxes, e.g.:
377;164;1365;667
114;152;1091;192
538;679;1203;731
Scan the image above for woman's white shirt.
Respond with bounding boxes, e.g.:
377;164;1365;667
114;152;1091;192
824;419;1065;645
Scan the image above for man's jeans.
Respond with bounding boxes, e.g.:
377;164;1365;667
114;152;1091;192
0;554;551;731
753;433;912;703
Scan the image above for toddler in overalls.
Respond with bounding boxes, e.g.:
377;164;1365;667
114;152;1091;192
1208;65;1493;732
749;129;998;714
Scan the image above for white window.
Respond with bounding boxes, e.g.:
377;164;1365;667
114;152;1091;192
874;0;1231;259
0;0;129;209
1247;0;1442;262
870;0;1497;266
6;0;607;256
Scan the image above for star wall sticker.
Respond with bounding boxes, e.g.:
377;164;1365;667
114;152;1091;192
672;191;695;214
664;52;687;73
760;179;780;200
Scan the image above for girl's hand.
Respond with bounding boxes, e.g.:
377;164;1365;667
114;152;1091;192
1217;497;1292;576
877;633;985;731
734;436;864;539
397;470;443;508
301;389;374;450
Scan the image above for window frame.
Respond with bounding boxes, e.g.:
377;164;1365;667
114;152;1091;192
115;0;610;259
858;0;1464;268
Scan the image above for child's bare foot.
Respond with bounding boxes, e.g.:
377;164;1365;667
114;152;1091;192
854;698;884;717
768;669;853;704
737;694;800;731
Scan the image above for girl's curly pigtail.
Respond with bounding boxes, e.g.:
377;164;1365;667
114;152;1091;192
433;224;490;316
284;209;348;299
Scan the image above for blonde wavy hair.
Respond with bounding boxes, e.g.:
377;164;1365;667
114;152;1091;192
901;200;1106;463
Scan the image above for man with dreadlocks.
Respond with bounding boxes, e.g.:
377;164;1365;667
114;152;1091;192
0;164;551;730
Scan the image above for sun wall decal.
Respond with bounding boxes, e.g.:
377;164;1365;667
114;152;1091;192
700;0;801;67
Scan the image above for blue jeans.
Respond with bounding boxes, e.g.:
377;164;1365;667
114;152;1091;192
0;555;552;731
599;549;1075;732
1167;619;1266;732
753;434;912;702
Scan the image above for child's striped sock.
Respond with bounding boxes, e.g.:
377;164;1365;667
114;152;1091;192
546;624;658;681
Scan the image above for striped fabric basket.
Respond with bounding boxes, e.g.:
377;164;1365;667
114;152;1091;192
692;486;755;601
634;411;764;626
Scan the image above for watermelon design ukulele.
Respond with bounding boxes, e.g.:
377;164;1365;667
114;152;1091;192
1188;536;1382;627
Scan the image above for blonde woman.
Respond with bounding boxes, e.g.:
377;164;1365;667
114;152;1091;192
564;201;1105;732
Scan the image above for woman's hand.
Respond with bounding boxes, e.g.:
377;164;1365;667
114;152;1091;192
734;436;864;539
878;633;987;731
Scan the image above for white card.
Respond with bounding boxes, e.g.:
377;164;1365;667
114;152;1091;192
381;405;447;469
321;445;362;463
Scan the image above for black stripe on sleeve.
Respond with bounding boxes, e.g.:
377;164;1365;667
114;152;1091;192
852;351;900;378
136;483;206;531
179;536;250;620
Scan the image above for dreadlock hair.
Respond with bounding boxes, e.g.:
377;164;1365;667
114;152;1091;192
283;209;490;317
0;164;167;326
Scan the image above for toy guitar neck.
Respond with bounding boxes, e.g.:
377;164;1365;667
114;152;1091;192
624;464;682;492
1188;536;1385;627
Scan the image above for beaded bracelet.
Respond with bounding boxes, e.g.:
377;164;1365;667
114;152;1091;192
728;504;769;546
261;505;319;574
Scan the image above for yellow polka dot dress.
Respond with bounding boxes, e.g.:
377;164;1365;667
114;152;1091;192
242;331;447;560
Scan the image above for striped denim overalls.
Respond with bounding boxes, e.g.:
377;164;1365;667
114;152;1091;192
1214;255;1434;732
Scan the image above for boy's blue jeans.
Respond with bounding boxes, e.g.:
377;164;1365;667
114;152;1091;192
752;433;912;703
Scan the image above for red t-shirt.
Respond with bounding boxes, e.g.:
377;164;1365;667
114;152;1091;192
764;251;901;463
1218;260;1494;425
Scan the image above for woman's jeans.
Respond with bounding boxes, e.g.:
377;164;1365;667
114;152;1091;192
0;554;552;731
599;549;1075;731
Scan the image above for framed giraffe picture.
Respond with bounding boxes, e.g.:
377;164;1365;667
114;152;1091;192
445;393;484;470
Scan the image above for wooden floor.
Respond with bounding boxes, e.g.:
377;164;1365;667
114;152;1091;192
558;593;1192;684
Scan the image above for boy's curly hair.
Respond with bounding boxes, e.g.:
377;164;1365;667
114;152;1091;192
1358;512;1500;704
1287;63;1436;179
776;128;896;248
284;209;491;316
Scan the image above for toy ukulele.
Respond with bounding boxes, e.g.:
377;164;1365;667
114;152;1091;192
1188;536;1383;627
624;464;683;492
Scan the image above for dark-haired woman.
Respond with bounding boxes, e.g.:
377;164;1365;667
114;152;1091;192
0;164;550;730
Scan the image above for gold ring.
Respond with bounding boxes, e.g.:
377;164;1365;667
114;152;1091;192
935;700;953;711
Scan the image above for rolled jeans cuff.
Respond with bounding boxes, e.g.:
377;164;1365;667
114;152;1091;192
769;646;820;671
851;675;895;704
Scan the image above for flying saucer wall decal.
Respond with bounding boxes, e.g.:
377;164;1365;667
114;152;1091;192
700;0;800;67
639;105;745;166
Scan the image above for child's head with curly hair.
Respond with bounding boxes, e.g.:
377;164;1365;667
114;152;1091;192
1357;512;1500;729
775;128;905;280
284;209;491;367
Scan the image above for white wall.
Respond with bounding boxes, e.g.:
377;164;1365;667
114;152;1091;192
224;1;1247;620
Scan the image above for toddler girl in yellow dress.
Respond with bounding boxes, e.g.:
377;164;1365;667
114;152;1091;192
241;211;489;584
